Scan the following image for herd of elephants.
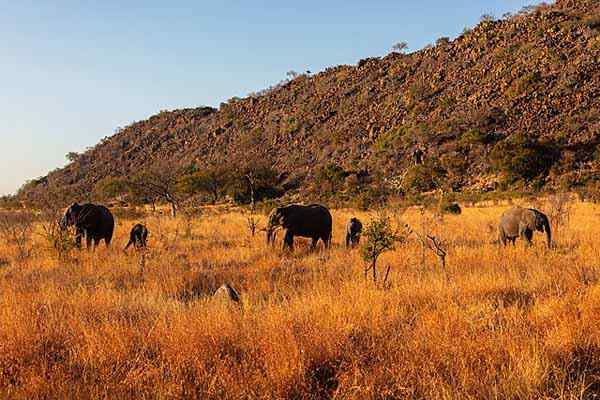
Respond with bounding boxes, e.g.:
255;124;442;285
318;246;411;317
60;202;553;251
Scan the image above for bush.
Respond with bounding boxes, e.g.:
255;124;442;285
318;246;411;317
490;134;556;185
402;162;446;193
360;214;396;282
315;163;347;193
440;201;462;215
374;125;409;154
458;128;489;149
578;181;600;203
353;188;387;211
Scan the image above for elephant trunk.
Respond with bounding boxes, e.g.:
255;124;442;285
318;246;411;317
266;225;275;245
59;214;69;231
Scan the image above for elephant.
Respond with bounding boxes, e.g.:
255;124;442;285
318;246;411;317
266;204;332;251
498;206;552;248
345;217;363;248
61;203;115;249
124;223;148;251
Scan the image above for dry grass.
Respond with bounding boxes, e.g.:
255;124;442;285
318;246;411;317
1;201;600;399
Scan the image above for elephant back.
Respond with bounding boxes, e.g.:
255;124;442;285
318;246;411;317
281;204;332;235
76;203;115;235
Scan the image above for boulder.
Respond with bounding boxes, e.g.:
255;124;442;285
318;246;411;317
213;284;241;304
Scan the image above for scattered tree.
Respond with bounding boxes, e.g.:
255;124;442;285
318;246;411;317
286;70;300;80
65;152;81;162
360;214;397;282
177;165;229;204
480;13;495;22
436;37;450;46
316;163;346;193
391;41;408;54
229;160;279;206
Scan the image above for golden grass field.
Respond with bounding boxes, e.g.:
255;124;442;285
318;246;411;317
1;200;599;399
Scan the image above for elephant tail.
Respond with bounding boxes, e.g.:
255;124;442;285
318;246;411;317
543;216;552;249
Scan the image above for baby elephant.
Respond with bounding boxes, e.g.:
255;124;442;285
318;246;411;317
124;223;149;251
345;217;363;248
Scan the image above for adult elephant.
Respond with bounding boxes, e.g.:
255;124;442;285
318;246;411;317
266;204;332;251
61;203;115;249
498;206;551;248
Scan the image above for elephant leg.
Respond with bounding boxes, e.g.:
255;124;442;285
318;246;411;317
323;233;332;249
499;231;507;246
310;237;318;251
523;229;533;246
283;230;294;251
75;233;82;249
85;235;93;250
345;234;350;248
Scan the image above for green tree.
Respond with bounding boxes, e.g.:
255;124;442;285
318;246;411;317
490;134;556;184
65;152;80;162
360;214;396;282
316;163;346;193
229;160;279;206
177;166;229;204
391;41;408;54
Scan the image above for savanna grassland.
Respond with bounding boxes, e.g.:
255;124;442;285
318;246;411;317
1;200;600;399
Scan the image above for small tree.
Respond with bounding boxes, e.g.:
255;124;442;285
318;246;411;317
316;163;346;193
480;13;495;22
286;70;300;80
360;214;396;282
0;211;35;260
229;160;279;206
65;152;81;162
177;165;229;204
391;41;408;54
436;37;450;46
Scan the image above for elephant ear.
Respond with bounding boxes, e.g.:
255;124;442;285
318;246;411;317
268;208;283;226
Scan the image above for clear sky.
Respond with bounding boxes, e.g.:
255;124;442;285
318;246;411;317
0;0;543;195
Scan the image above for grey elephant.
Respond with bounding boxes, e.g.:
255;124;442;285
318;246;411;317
345;217;363;248
61;202;115;249
124;223;148;251
498;206;551;248
266;204;332;251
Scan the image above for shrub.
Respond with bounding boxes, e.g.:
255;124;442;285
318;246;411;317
315;163;347;193
0;211;35;259
490;134;556;184
374;125;409;154
360;214;396;282
458;128;488;149
440;201;462;215
402;162;446;193
436;37;451;46
353;188;386;211
506;71;541;98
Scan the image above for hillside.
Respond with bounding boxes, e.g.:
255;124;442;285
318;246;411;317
19;0;600;203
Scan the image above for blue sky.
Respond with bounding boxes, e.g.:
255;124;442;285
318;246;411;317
0;0;543;195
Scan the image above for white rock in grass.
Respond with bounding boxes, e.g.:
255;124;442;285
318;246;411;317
213;284;241;304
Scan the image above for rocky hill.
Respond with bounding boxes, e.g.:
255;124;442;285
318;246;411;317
19;0;600;203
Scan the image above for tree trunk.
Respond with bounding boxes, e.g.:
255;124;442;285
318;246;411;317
245;174;256;209
169;201;177;218
372;258;377;282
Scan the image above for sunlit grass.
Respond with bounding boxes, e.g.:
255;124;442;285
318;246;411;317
0;202;599;398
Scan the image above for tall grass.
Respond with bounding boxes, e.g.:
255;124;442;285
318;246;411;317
0;201;599;399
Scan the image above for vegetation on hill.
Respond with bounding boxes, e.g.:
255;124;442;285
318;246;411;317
15;0;600;207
